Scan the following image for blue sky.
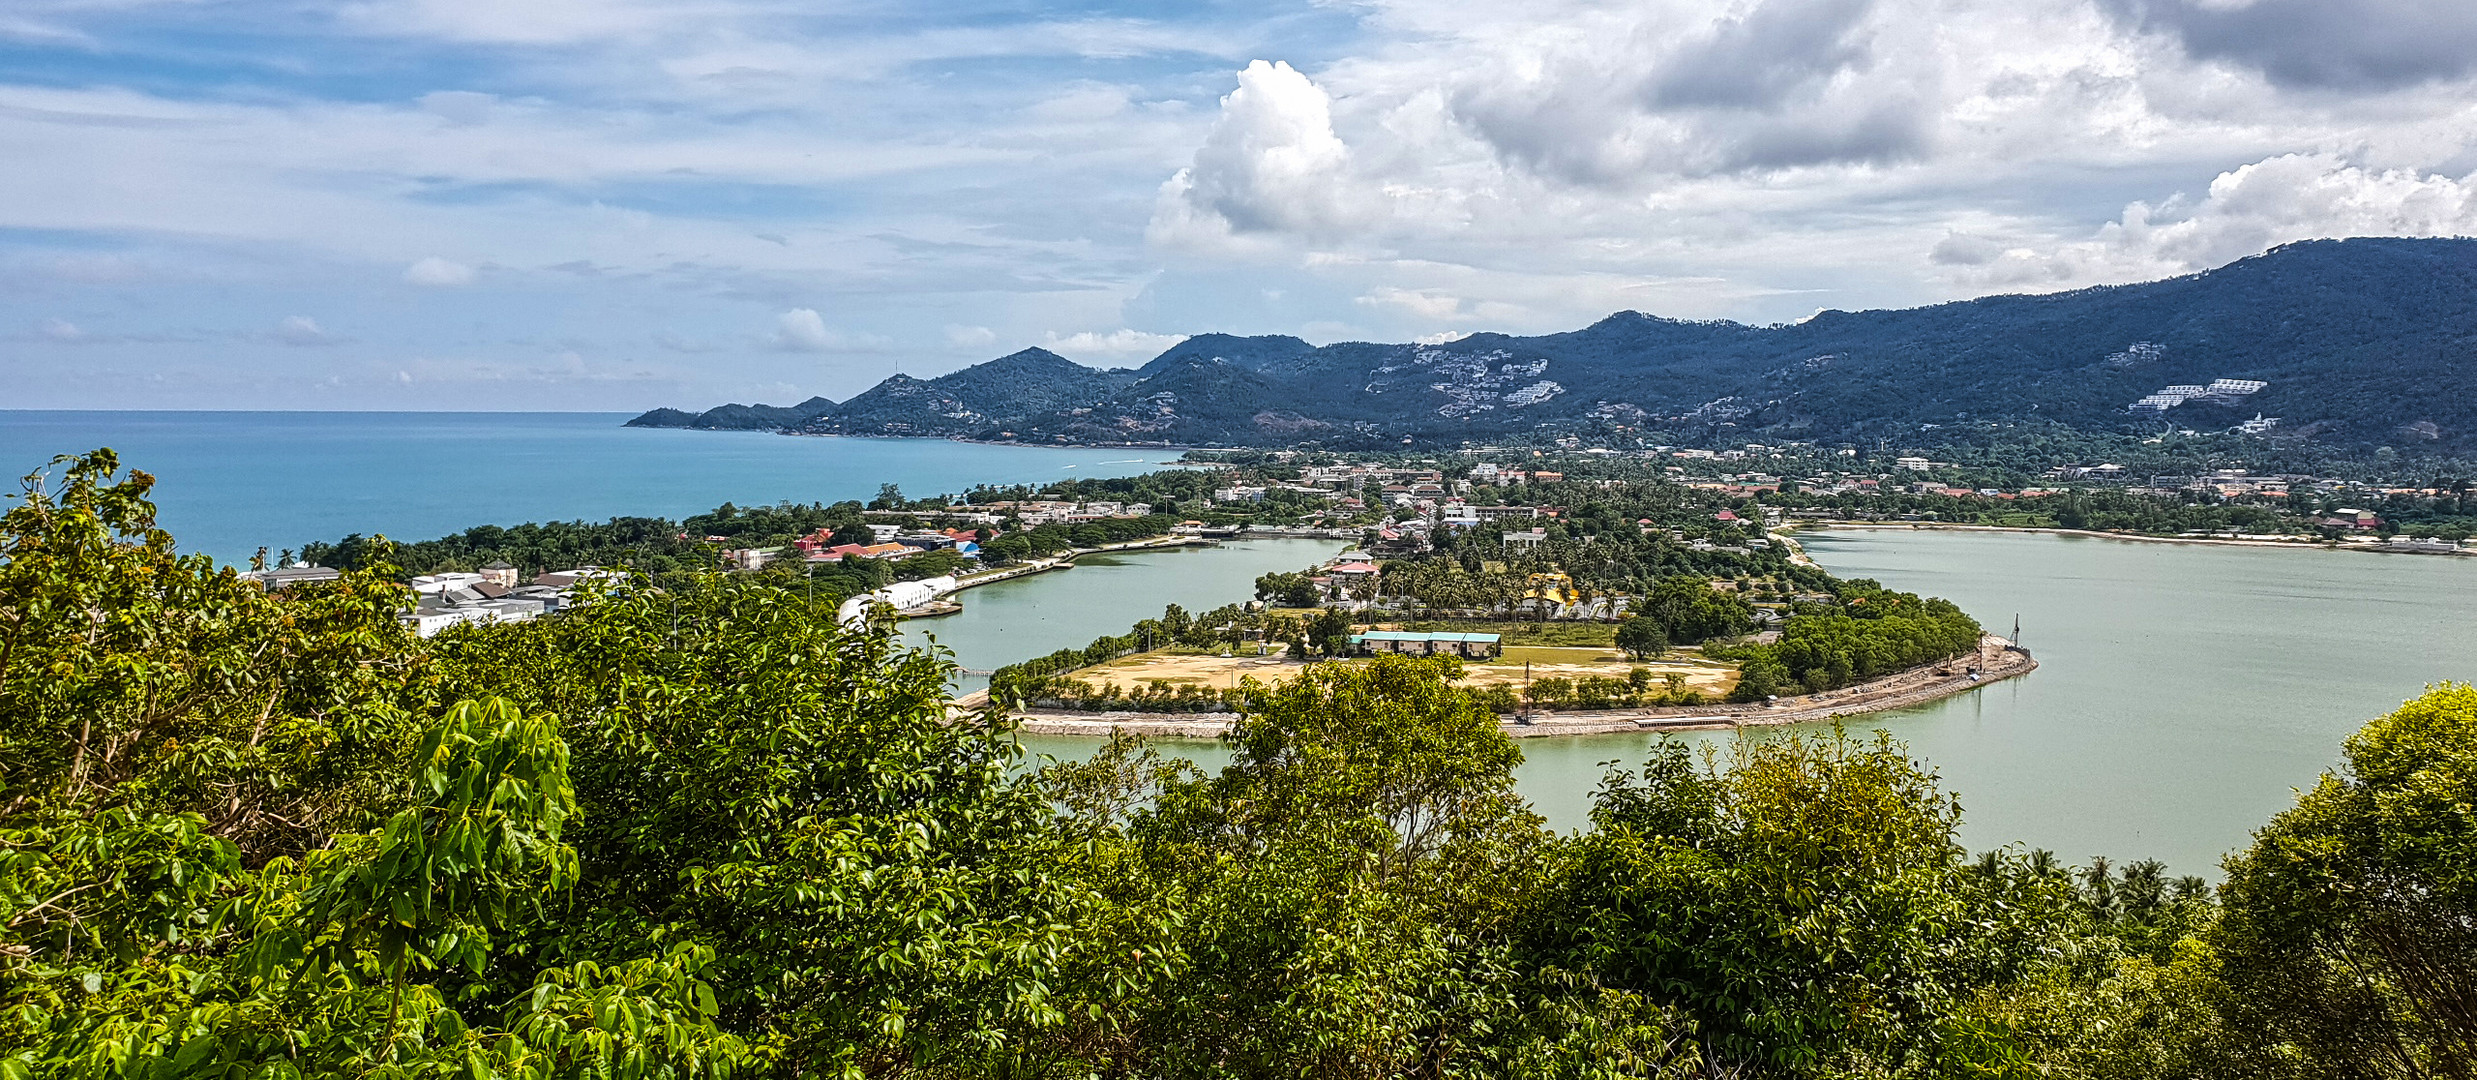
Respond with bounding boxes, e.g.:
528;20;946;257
5;0;2475;410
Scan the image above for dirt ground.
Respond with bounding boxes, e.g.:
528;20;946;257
1065;644;1737;696
1459;646;1737;696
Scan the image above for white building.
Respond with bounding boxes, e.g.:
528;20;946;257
836;575;961;626
410;596;548;637
410;572;489;595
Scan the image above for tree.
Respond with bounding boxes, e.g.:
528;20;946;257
425;573;1106;1075
1063;656;1676;1078
1256;570;1322;609
1536;733;2078;1077
1637;576;1754;644
1614;618;1669;661
0;452;750;1077
1297;605;1354;658
2213;682;2477;1076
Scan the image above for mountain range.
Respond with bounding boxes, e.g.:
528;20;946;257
626;238;2477;452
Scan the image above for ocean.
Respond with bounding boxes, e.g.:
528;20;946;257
0;411;1186;562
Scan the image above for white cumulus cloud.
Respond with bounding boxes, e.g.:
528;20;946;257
1961;153;2477;287
945;323;998;348
1040;328;1187;362
403;256;476;286
771;307;840;352
1151;60;1367;249
39;317;85;341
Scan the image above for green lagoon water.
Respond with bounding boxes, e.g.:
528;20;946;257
905;538;1347;697
1009;529;2477;878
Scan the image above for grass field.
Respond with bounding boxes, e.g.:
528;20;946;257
1061;641;1738;699
1459;647;1736;695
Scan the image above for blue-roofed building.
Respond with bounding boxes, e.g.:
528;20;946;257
1349;630;1502;659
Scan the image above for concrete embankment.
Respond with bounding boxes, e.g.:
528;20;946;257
991;634;2037;739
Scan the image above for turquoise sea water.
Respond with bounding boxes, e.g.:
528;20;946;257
0;411;1183;562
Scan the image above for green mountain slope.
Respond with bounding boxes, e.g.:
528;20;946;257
627;238;2477;451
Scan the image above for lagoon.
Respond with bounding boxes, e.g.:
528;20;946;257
1020;529;2477;878
1774;529;2477;874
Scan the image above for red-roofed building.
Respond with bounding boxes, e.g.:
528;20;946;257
809;542;919;562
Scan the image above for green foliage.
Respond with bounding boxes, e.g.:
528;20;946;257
1613;618;1668;660
1633;576;1754;645
15;450;2477;1078
2212;683;2477;1077
1254;569;1323;608
1541;734;2035;1075
1713;584;1983;702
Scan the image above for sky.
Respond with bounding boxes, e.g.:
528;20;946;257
5;0;2475;411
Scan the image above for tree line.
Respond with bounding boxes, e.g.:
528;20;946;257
1714;582;1985;701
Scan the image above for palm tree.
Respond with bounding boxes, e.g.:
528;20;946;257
2119;859;2168;918
2081;856;2116;918
2028;848;2061;879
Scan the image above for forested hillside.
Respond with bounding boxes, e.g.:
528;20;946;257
623;395;837;431
12;450;2475;1078
630;238;2477;452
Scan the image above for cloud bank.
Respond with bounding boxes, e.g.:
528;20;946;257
4;0;2475;407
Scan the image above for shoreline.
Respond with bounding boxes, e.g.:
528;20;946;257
1790;520;2472;557
995;634;2036;739
896;534;1226;617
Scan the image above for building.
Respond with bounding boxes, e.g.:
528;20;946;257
239;564;341;589
835;575;960;625
842;542;916;560
530;567;622;589
410;571;490;595
479;560;519;588
411;595;548;637
1327;561;1380;584
1350;630;1502;659
1502;527;1549;551
1472;505;1540;522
